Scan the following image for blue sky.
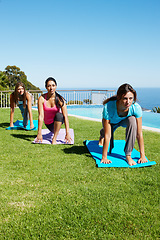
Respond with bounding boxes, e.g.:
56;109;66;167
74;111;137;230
0;0;160;89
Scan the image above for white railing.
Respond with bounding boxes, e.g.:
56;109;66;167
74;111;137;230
0;89;116;108
0;90;43;108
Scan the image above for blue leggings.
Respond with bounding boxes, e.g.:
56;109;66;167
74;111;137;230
18;104;29;127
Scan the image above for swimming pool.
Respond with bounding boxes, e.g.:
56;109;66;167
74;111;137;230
67;105;160;130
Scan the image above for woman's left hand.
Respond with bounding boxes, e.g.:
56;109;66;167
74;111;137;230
30;123;34;129
138;156;148;164
64;133;72;144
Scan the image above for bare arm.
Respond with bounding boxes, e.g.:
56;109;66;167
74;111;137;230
35;96;44;143
26;92;34;129
61;101;72;143
136;117;148;163
10;94;15;127
101;119;112;164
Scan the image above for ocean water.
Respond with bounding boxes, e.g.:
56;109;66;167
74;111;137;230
136;88;160;110
41;87;160;110
67;105;160;129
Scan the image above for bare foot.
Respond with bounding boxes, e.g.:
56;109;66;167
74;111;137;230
126;155;136;166
98;136;104;146
52;138;57;145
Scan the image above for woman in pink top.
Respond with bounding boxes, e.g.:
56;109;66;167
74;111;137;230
35;77;72;144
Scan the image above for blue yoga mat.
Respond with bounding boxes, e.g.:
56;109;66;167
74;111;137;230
6;120;38;131
84;140;156;168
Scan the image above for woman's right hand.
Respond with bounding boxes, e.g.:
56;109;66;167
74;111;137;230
35;133;43;143
101;157;112;164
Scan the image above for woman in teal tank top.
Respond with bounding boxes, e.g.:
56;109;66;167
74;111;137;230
99;83;148;166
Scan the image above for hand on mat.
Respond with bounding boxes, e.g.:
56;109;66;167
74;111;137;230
138;156;148;164
35;133;43;143
64;133;72;144
30;123;34;130
101;157;112;164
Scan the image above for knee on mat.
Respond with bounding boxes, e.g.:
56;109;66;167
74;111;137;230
100;128;105;138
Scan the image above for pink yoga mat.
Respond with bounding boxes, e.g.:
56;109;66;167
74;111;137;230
32;128;74;144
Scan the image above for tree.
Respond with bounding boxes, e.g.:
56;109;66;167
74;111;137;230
0;71;9;90
83;99;92;104
3;65;40;90
4;65;27;89
67;100;83;105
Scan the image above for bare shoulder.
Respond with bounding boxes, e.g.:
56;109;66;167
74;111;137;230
38;94;45;104
26;91;31;99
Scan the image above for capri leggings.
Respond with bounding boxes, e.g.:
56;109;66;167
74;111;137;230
18;104;29;127
100;116;137;156
45;112;64;133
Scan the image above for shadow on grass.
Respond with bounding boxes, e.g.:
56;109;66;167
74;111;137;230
0;122;9;129
10;133;37;142
63;145;90;156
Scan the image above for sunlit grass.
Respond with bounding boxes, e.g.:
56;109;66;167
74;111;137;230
0;108;160;239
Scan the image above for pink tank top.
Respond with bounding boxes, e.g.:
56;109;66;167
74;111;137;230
43;94;60;125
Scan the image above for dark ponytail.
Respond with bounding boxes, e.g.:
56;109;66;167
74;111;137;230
55;91;65;108
103;95;117;105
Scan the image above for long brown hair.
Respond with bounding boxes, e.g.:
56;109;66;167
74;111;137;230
13;82;27;108
103;83;137;105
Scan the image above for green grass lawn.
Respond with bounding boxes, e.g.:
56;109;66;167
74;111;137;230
0;108;160;240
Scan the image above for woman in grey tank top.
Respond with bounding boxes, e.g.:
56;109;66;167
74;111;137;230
10;82;34;129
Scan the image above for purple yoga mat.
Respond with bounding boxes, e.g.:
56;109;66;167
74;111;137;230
32;128;74;144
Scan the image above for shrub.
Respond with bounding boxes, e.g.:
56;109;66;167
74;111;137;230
152;106;160;113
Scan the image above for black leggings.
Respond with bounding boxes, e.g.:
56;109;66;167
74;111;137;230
45;112;64;133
